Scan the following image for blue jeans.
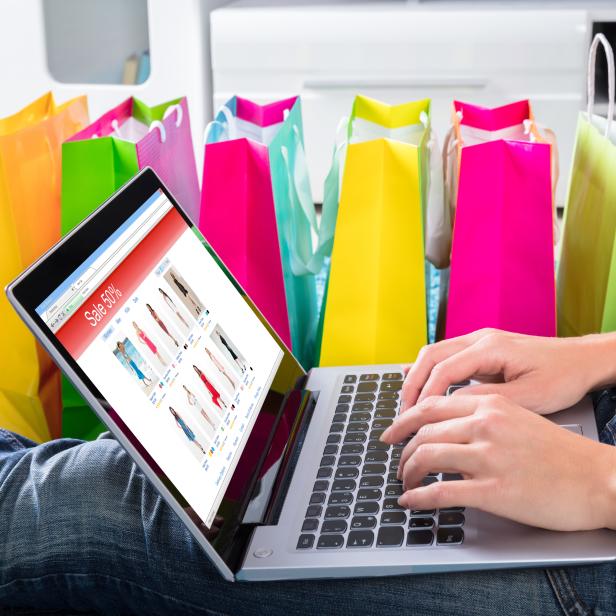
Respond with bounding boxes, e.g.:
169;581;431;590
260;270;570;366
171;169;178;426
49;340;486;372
1;401;616;616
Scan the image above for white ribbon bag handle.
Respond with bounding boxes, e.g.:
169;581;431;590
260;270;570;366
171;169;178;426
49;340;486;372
587;33;615;137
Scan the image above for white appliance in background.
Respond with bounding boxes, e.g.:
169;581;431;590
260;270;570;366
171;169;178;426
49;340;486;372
211;1;616;206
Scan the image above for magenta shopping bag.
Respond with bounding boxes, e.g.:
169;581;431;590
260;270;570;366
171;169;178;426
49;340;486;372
445;100;556;339
199;97;293;349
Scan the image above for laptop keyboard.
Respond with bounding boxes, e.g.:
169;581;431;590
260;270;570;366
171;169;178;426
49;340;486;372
296;372;465;551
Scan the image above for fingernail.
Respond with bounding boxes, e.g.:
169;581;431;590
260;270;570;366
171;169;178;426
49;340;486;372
380;427;392;442
398;495;408;508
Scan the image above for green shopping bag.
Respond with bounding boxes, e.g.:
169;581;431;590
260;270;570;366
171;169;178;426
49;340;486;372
558;34;616;336
61;96;200;439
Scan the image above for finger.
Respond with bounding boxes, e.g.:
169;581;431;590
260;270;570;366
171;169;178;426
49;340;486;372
400;443;480;490
417;342;507;403
381;395;480;444
398;416;474;475
398;479;486;511
400;329;493;411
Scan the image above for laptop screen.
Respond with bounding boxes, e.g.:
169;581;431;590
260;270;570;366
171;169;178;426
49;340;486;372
17;171;307;574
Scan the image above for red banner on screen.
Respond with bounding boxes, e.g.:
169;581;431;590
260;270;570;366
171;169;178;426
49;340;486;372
57;208;186;358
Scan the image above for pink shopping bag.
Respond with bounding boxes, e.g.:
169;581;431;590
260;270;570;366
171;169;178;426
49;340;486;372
446;100;556;339
199;97;296;350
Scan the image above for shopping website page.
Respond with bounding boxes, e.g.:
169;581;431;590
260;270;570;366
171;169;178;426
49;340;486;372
37;190;283;527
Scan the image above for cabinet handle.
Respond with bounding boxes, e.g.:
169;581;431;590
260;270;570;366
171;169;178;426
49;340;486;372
303;76;489;90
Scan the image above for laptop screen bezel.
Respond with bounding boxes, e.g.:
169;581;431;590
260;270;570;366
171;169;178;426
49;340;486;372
6;167;308;581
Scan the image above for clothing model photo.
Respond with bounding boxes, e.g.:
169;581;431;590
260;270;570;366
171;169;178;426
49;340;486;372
132;320;170;368
192;364;235;411
158;286;193;331
183;384;220;436
211;324;253;376
146;302;180;347
112;338;156;393
205;347;239;394
164;266;207;318
168;406;207;459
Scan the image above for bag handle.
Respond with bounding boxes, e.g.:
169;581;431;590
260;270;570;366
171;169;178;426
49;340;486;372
163;103;183;128
587;33;615;137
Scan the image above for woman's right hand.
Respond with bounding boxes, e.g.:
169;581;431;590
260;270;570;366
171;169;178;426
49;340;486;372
400;329;616;415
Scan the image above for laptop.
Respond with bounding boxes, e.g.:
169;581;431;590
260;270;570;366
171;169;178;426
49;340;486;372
6;168;616;582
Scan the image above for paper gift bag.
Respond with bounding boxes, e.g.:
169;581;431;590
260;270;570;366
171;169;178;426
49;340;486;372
61;96;200;438
558;34;616;336
446;99;557;339
200;96;323;369
0;92;88;441
319;95;431;366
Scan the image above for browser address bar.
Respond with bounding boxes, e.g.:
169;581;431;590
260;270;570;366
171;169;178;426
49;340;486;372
49;196;171;329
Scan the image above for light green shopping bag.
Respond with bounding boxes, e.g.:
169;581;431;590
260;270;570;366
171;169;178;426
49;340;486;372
558;34;616;336
61;95;200;439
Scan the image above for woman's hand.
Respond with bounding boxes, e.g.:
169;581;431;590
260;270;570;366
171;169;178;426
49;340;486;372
400;329;616;415
381;394;616;531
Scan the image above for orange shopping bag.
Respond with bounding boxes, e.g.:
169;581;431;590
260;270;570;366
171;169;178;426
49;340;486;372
0;92;88;441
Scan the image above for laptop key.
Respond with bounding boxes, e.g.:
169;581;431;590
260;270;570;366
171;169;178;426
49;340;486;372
381;511;406;525
357;382;378;393
306;505;322;518
320;456;336;467
391;448;403;460
372;418;394;430
367;440;388;452
297;534;315;549
325;505;351;519
377;526;404;547
327;434;341;444
321;520;347;534
411;509;436;516
335;404;350;414
376;400;397;409
330;423;344;433
302;519;319;532
344;375;357;384
339;455;361;467
389;460;400;473
328;492;353;506
354;393;375;402
365;450;387;463
354;502;380;515
313;480;329;492
383;372;403;381
360;475;384;488
335;467;359;479
380;380;403;392
347;422;370;433
310;492;325;505
338;395;352;404
360;373;380;381
375;409;396;419
350;412;371;423
357;488;382;501
409;517;434;529
407;530;434;546
422;476;438;486
441;507;465;513
341;385;354;394
437;527;464;545
332;479;356;492
317;467;332;479
385;484;403;497
317;534;344;549
442;473;464;482
438;512;465;527
383;498;404;511
341;444;363;455
347;530;375;548
351;515;377;529
344;433;366;444
333;413;347;424
387;473;402;484
369;429;385;441
362;463;387;475
378;392;398;400
323;445;338;456
352;402;373;411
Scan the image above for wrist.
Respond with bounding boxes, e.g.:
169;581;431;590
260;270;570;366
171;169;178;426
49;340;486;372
577;333;616;392
596;444;616;530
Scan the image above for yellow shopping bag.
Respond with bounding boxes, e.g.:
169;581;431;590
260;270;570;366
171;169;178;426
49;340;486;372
0;92;88;441
319;96;429;366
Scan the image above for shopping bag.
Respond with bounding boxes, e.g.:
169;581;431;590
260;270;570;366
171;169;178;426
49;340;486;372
0;92;88;441
319;95;431;366
61;96;200;438
200;96;322;369
558;34;616;336
445;99;557;339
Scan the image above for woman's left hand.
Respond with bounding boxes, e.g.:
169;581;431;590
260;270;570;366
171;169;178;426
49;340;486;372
380;394;616;531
